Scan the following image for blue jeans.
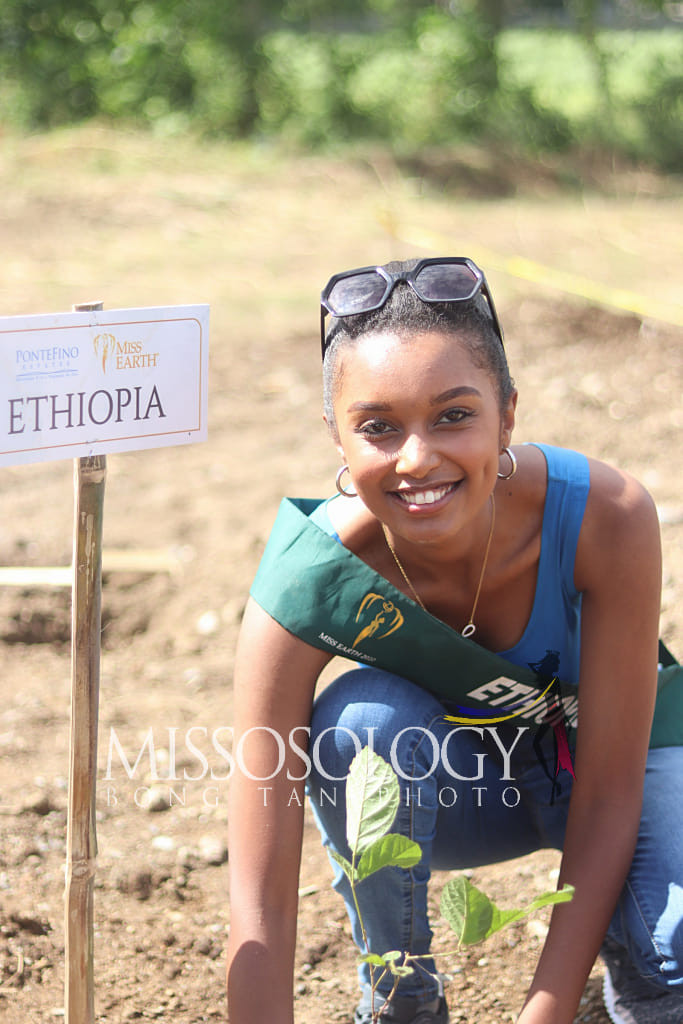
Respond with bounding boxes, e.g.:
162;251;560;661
307;668;683;1003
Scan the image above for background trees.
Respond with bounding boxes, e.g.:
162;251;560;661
0;0;680;169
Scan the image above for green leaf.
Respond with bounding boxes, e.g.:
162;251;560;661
328;847;357;883
359;953;388;967
356;834;422;880
440;875;493;945
359;950;413;977
485;884;575;938
346;748;400;856
441;876;574;945
388;963;414;977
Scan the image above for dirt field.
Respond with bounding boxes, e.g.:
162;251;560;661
0;126;681;1023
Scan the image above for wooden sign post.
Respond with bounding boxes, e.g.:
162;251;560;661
66;452;106;1022
66;302;106;1024
0;302;209;1021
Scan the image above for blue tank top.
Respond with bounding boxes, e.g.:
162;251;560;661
311;443;590;687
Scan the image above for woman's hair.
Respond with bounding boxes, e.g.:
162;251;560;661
322;258;515;437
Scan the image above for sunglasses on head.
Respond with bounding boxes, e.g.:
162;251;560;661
320;257;504;360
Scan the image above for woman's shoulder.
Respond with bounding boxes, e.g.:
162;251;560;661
583;453;656;520
511;443;659;576
575;453;660;588
519;442;654;516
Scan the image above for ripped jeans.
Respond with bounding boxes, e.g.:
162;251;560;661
306;668;683;1003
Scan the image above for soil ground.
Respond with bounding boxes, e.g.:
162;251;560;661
0;126;681;1023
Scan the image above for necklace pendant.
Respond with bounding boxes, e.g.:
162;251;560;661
382;493;495;641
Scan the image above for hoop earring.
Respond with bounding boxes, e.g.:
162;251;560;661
335;464;357;497
497;447;517;480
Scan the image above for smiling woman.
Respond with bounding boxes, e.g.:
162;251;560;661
226;257;683;1024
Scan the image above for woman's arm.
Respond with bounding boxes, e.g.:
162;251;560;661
518;462;662;1024
226;597;332;1024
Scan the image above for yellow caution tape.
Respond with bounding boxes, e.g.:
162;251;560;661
386;222;683;328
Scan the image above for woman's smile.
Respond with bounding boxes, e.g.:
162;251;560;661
391;481;461;510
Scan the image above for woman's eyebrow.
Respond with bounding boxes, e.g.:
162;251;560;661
346;387;482;413
346;400;393;413
431;386;482;405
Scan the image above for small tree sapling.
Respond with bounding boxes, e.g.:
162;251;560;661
327;747;573;1023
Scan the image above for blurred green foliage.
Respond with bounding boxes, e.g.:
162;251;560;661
0;0;680;170
499;29;683;169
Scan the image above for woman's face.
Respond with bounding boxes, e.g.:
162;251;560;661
331;329;516;548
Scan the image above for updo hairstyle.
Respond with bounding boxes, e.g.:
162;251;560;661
322;258;515;438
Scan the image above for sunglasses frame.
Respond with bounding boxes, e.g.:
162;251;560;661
320;256;504;360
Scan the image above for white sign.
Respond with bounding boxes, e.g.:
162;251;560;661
0;305;209;467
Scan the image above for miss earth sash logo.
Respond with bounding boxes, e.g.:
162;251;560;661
353;592;405;647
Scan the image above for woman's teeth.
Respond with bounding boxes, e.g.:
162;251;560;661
397;485;452;506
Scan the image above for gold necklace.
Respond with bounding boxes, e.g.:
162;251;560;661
381;494;496;639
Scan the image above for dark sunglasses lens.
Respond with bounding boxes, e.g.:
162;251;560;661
414;263;479;302
326;271;388;316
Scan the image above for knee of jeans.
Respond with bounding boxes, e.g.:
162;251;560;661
309;668;445;786
309;672;377;786
618;909;683;989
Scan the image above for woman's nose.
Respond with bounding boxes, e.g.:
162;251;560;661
394;433;440;477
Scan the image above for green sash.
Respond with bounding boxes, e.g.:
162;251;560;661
250;498;682;750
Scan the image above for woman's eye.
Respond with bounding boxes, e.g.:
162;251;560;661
439;407;472;424
358;419;394;437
